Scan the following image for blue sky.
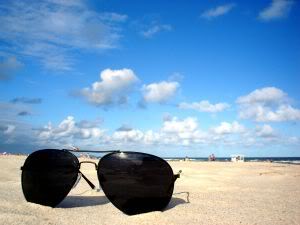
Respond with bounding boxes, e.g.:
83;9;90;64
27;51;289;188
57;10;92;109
0;0;299;157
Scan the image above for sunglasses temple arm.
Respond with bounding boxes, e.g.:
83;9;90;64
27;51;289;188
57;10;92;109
168;170;182;192
79;170;96;189
173;170;182;182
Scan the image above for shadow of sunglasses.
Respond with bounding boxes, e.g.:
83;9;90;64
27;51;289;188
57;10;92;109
21;149;181;215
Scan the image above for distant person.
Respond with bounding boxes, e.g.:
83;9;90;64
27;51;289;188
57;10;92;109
211;154;216;161
208;154;216;161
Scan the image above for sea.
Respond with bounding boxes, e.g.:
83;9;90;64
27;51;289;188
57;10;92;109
163;157;300;165
2;151;300;165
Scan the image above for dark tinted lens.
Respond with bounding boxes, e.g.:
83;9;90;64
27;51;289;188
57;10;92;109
97;152;175;215
21;149;79;207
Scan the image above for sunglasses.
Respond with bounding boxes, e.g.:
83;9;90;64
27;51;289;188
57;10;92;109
21;149;181;215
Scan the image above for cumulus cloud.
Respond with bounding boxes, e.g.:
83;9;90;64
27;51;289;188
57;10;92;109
141;24;172;38
143;130;161;144
1;115;106;152
0;124;16;135
112;129;144;143
98;116;295;148
0;0;127;70
258;0;294;21
212;121;245;135
162;116;198;133
2;113;299;151
0;56;23;80
201;3;235;19
37;116;105;146
79;68;139;107
111;116;208;146
0;122;26;148
142;81;179;104
160;116;208;146
255;124;276;138
237;87;300;122
236;87;287;104
30;118;300;149
159;118;248;147
179;100;230;113
111;128;162;146
239;104;300;122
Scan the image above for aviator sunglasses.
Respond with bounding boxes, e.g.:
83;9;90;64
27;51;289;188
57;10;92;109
21;149;181;215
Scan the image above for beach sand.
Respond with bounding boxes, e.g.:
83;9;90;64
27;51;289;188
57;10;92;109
0;155;299;225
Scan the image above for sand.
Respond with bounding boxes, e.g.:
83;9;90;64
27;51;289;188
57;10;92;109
0;155;299;225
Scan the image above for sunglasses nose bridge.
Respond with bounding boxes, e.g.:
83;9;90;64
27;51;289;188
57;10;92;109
78;161;98;190
79;161;98;170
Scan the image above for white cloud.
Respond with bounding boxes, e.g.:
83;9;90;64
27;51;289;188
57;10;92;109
162;117;198;134
112;125;162;145
37;116;105;146
109;124;161;145
112;129;144;143
142;81;179;103
141;24;172;38
0;119;38;148
237;87;300;122
249;105;300;122
143;130;161;144
2;124;16;135
2;113;300;151
179;100;230;113
112;116;208;146
4;115;102;150
270;105;300;121
236;87;287;104
31;116;269;148
255;124;276;138
80;68;138;107
160;116;209;145
0;0;127;70
258;0;294;21
213;121;245;135
201;3;235;19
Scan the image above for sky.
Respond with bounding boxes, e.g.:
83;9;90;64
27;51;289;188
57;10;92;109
0;0;300;157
